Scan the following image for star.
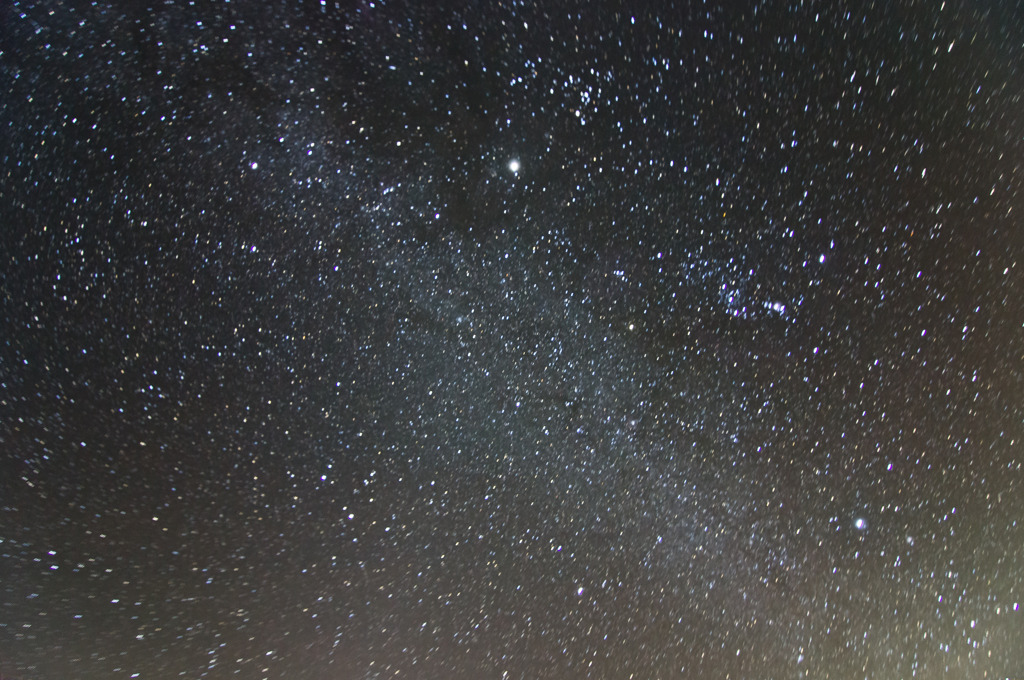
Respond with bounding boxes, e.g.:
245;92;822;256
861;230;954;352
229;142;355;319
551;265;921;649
2;2;1019;678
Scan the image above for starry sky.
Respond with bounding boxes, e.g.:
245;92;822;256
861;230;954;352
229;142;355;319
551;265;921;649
1;1;1023;679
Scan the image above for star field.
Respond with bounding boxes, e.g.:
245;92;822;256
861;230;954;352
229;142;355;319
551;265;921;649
1;1;1023;679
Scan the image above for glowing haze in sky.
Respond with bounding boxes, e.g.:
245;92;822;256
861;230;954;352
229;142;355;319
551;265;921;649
1;2;1022;679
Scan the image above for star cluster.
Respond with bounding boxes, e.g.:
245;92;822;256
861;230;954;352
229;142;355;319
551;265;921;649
2;1;1023;679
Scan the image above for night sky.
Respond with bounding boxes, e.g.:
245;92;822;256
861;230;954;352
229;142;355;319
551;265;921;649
2;1;1023;678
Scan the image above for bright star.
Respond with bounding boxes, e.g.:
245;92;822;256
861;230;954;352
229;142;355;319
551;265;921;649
508;159;520;173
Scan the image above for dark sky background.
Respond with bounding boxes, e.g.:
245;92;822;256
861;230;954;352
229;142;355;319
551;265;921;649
2;1;1023;678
